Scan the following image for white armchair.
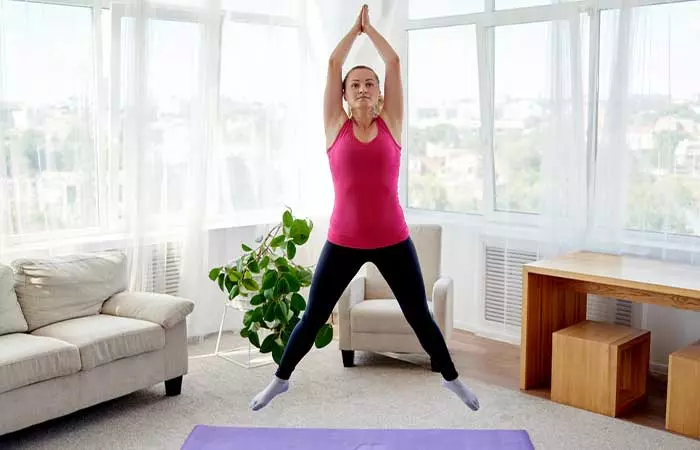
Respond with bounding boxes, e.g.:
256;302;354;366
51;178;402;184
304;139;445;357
337;224;454;371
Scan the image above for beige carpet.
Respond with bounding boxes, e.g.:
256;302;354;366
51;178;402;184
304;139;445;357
1;334;699;450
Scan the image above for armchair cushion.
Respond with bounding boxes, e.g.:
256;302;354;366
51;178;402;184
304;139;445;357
101;291;194;329
350;299;434;334
364;225;442;300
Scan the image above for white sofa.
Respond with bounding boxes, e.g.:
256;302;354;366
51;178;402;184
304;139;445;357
0;250;195;436
337;224;453;370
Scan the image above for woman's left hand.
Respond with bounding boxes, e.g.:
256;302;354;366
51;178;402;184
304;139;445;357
361;4;370;31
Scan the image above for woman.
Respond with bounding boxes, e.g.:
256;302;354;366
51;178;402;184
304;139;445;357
251;4;479;413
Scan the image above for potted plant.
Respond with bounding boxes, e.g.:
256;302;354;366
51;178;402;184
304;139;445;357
208;209;333;364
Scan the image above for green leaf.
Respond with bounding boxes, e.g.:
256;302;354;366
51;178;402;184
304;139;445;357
290;219;310;245
275;277;290;296
270;235;285;248
283;272;301;293
260;256;270;269
208;268;221;281
262;270;278;290
247;260;260;274
271;342;284;364
275;301;288;322
248;331;261;348
297;267;312;286
228;284;240;300
286;241;297;259
244;269;253;279
274;257;288;268
264;302;276;321
250;294;265;306
217;273;225;292
260;334;277;354
264;288;275;300
252;306;264;322
290;293;306;311
242;278;259;291
243;310;254;327
227;269;241;282
240;327;250;338
224;274;235;293
314;324;334;348
283;210;293;228
241;243;253;252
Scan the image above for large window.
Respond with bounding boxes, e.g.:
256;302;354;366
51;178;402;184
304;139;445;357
3;2;99;235
1;0;302;240
406;0;697;239
407;25;482;213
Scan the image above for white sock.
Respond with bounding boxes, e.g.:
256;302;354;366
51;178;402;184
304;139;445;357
250;376;289;411
442;378;480;411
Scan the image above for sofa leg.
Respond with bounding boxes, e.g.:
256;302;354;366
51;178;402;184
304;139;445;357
165;376;183;396
342;350;355;367
430;358;441;373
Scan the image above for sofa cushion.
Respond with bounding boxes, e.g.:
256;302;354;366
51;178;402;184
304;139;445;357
32;314;165;370
0;265;28;336
13;250;128;331
0;333;81;395
350;299;434;334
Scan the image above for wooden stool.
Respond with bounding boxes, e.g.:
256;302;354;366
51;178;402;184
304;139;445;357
551;320;650;417
666;340;700;438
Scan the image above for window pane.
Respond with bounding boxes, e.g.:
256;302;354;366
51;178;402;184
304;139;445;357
409;0;482;19
494;22;549;213
407;26;482;213
2;1;98;235
217;23;300;214
494;17;588;216
599;3;700;236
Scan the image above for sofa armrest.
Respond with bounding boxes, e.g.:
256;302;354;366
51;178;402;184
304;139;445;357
432;276;454;339
101;291;195;329
337;275;365;349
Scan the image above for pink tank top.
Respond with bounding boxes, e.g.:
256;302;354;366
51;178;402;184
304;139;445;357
326;117;409;249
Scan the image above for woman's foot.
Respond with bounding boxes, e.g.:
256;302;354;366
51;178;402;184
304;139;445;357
442;378;480;411
250;376;289;411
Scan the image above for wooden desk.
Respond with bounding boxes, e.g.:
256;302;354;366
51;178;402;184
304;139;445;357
520;251;700;391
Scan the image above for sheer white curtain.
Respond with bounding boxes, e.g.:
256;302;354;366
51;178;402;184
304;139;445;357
0;0;336;339
591;1;700;362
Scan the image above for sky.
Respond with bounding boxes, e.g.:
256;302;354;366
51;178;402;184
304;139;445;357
2;0;700;108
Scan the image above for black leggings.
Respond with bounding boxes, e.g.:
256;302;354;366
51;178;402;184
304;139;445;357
275;238;459;381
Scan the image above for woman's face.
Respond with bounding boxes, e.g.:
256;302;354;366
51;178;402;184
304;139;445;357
344;68;380;113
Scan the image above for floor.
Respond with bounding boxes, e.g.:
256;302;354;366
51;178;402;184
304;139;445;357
194;324;676;436
1;328;697;449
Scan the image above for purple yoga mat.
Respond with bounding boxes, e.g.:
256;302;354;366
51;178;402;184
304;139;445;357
181;426;534;450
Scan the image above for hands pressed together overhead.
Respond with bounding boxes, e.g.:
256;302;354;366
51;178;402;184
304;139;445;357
354;4;371;35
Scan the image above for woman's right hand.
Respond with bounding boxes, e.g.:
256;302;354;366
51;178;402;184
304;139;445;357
353;5;364;35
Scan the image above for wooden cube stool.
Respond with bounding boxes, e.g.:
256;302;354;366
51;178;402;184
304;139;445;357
551;320;650;417
666;340;700;439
